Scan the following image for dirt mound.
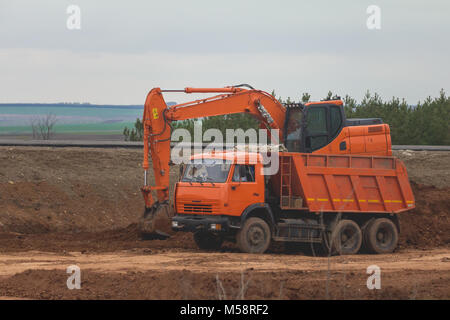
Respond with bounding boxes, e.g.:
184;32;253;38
0;147;448;252
399;183;450;249
0;224;196;253
0;147;179;234
0;182;448;253
394;150;450;189
1;179;448;253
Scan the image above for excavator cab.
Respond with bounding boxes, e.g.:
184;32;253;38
284;100;388;155
284;101;346;153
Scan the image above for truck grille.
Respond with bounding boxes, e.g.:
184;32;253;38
183;204;213;213
178;201;219;214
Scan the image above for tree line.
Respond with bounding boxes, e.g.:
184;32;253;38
123;90;449;145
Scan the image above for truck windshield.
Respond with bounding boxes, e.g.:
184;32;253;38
182;159;231;183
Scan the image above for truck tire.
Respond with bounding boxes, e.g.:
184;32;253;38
237;217;271;254
330;219;362;255
364;218;398;254
193;231;223;251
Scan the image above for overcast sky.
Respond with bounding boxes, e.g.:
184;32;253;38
0;0;449;104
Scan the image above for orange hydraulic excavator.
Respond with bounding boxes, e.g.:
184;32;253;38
139;85;414;255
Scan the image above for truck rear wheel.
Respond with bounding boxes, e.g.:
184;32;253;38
193;231;223;251
364;218;398;254
330;219;362;255
237;217;271;254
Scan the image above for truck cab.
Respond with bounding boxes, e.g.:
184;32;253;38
172;151;266;234
172;151;281;253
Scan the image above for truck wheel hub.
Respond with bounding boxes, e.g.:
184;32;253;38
340;228;357;248
248;226;264;245
376;227;392;246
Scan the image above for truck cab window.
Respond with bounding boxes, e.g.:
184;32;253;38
232;165;255;182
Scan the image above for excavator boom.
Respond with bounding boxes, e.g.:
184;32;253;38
142;87;286;205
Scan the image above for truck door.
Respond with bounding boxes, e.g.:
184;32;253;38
228;164;264;216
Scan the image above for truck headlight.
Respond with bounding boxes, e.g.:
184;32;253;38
210;223;222;230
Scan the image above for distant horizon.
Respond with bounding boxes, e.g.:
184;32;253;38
0;102;178;108
0;102;143;107
1;88;446;107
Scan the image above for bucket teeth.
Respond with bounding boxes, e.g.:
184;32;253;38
138;203;173;240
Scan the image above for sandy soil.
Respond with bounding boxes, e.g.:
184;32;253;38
0;147;449;299
0;248;449;299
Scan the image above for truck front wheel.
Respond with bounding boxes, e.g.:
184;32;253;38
237;217;271;254
193;231;223;251
364;218;398;254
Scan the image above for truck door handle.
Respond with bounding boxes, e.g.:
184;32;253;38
253;193;259;196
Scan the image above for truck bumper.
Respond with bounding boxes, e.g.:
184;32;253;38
171;214;231;233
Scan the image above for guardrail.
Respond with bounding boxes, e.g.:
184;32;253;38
0;139;449;151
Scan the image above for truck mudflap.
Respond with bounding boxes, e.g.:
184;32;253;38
171;214;232;233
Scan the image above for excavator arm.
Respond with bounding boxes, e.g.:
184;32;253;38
138;86;287;237
141;86;286;210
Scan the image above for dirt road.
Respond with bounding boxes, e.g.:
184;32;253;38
0;247;448;299
2;248;449;276
0;147;449;299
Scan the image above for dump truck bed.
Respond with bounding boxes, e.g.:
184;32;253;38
278;152;415;214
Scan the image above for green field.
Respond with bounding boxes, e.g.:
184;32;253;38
0;104;143;135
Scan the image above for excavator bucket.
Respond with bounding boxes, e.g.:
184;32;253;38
138;202;174;239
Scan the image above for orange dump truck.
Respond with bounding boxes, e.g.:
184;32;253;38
139;85;415;255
